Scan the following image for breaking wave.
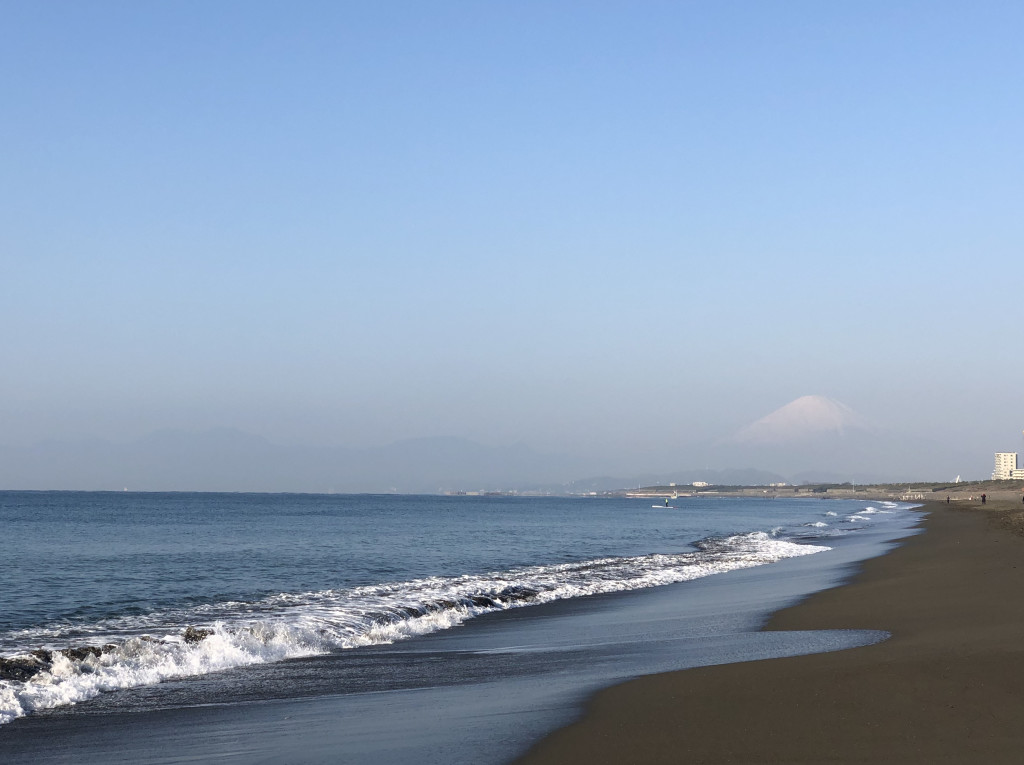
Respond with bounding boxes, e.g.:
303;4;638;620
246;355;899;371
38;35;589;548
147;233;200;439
0;531;827;724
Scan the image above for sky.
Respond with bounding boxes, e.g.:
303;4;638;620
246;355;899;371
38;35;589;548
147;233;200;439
3;1;1022;482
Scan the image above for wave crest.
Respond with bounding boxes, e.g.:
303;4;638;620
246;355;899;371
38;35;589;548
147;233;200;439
0;531;828;725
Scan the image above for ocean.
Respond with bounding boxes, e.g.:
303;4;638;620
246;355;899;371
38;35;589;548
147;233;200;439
0;491;920;764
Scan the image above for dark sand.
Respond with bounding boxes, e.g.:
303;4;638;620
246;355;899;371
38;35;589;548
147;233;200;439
516;499;1024;764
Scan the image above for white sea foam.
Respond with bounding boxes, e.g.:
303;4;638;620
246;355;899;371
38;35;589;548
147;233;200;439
0;531;829;725
805;521;829;528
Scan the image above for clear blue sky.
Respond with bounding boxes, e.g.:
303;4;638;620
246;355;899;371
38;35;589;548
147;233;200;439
3;1;1022;478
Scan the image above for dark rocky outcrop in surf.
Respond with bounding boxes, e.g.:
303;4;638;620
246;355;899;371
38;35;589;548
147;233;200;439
0;645;114;681
183;627;214;644
1;631;214;683
497;585;540;603
0;656;45;682
466;586;540;610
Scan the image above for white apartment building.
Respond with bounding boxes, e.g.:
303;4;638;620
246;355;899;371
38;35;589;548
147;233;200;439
993;452;1023;480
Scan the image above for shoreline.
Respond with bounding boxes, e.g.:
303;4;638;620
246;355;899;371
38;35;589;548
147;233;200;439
0;497;916;765
514;498;1024;764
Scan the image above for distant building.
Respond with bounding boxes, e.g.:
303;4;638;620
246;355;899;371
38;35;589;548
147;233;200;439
993;452;1024;480
692;481;710;487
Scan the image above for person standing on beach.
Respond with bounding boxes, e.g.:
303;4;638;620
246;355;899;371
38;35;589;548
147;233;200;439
981;493;987;504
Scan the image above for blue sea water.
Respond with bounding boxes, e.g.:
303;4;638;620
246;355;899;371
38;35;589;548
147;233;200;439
0;491;920;763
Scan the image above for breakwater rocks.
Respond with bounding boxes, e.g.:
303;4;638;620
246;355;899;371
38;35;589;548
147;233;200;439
0;627;214;682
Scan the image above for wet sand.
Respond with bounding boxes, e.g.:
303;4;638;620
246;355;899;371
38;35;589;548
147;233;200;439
515;499;1024;764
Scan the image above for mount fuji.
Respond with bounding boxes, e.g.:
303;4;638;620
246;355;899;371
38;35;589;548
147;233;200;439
733;395;870;445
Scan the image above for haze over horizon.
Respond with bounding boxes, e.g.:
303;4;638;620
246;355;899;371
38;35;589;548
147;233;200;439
4;2;1022;488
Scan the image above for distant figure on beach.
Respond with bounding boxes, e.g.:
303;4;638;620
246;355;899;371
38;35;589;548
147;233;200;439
947;496;950;504
981;493;987;504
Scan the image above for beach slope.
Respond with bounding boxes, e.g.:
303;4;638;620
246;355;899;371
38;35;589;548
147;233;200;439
516;500;1024;764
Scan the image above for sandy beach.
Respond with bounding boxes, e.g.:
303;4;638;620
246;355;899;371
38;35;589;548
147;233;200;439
516;496;1024;764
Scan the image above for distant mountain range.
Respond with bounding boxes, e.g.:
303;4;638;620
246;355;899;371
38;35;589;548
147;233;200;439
0;393;968;492
0;428;876;493
0;430;585;493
